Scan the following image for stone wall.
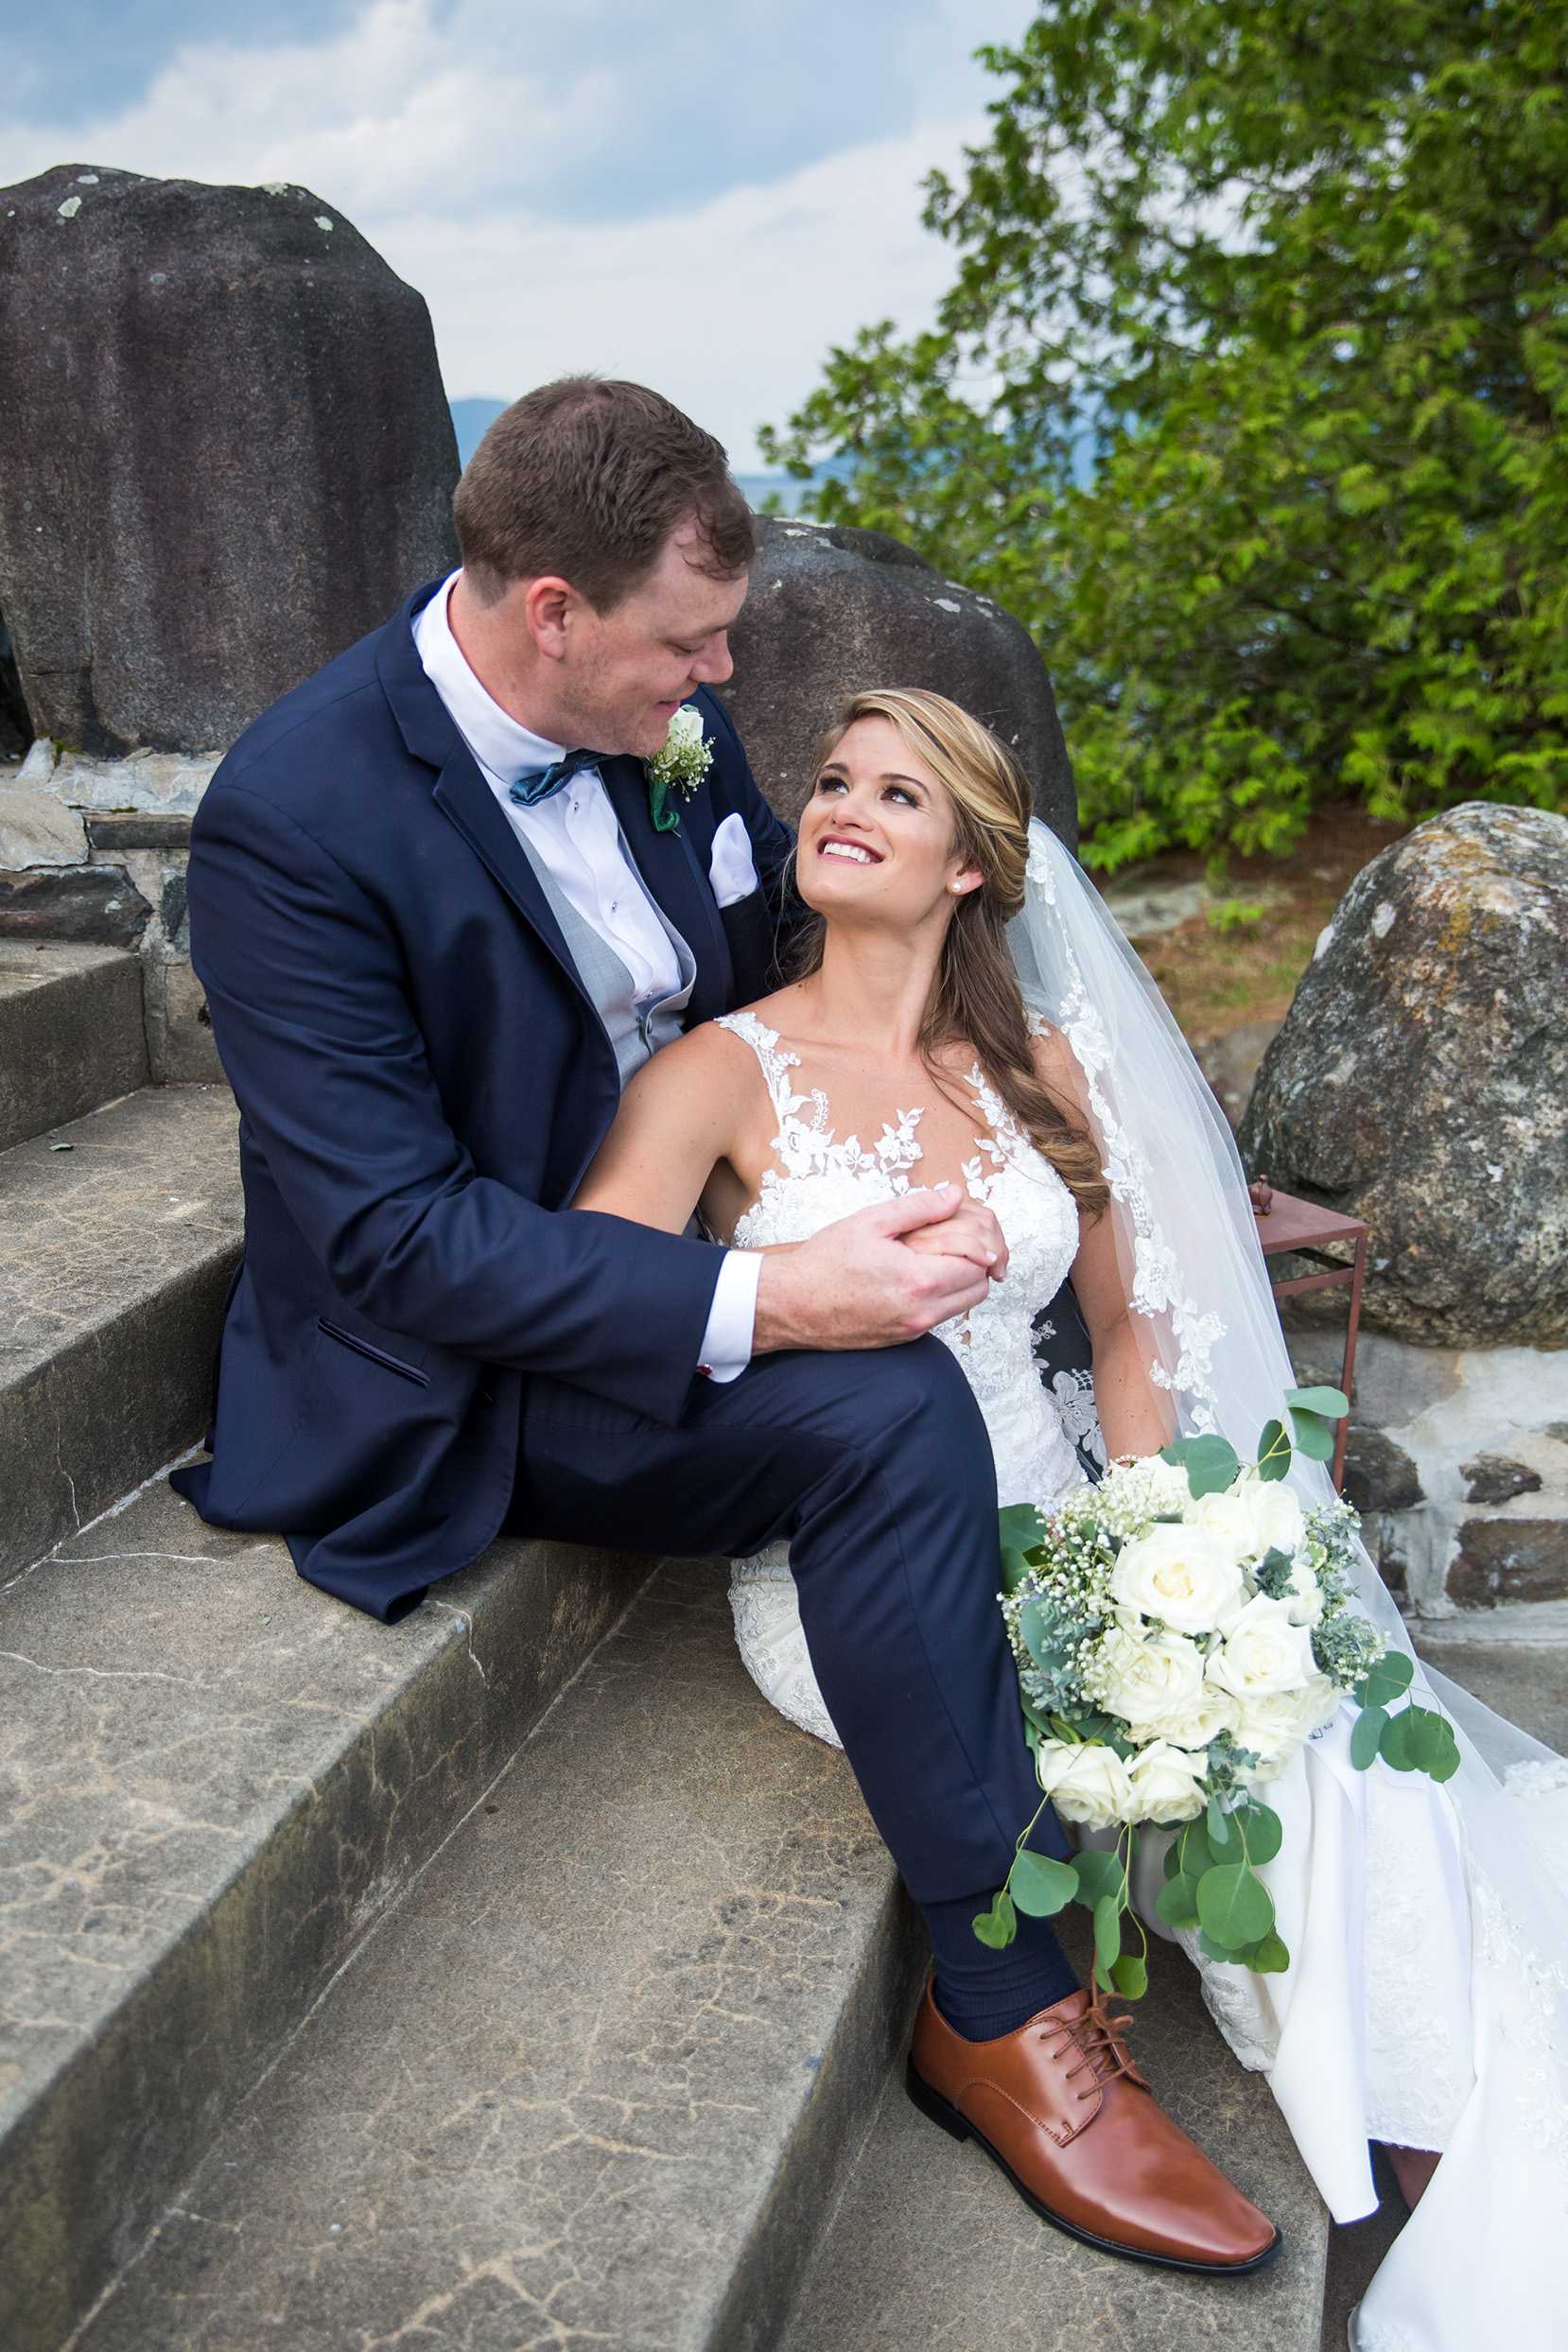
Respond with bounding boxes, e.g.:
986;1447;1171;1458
1289;1329;1568;1628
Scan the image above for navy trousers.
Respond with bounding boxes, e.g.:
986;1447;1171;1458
507;1334;1068;1904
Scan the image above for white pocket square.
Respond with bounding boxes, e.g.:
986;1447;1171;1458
708;810;759;909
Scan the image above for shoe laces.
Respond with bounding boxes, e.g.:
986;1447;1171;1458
1039;1986;1141;2101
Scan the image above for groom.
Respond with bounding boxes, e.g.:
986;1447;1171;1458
175;376;1275;2274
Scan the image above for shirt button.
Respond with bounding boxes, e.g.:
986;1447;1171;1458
610;899;618;913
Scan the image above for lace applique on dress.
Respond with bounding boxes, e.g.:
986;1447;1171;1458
716;1010;1087;1745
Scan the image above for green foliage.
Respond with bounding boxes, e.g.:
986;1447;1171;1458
760;2;1568;868
1012;1849;1078;1915
1256;1420;1291;1482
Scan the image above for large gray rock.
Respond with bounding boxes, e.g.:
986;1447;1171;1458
722;517;1078;844
1240;803;1568;1349
0;164;459;756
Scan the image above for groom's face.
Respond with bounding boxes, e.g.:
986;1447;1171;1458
556;517;750;758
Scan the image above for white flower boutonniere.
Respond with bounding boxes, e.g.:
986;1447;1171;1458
644;703;713;833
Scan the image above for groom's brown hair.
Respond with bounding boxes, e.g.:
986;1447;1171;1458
453;376;755;611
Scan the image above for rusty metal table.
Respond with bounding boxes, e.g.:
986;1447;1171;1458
1251;1186;1369;1493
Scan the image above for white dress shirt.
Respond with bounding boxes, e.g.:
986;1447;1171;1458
413;571;760;1381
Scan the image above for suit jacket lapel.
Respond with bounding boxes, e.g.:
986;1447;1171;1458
599;756;733;1022
375;591;611;1035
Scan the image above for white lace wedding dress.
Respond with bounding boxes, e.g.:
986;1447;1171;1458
719;1008;1087;1746
714;1002;1568;2352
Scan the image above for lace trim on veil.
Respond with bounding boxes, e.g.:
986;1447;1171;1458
1023;835;1225;1430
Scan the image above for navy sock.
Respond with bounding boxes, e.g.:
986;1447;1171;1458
921;1889;1080;2042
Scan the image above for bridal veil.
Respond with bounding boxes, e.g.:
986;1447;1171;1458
1010;820;1568;2348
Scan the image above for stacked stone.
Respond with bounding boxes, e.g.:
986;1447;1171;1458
0;162;461;1075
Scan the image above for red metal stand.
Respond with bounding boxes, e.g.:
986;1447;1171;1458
1250;1187;1369;1495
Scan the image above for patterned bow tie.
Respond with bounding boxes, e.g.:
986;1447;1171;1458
508;746;601;808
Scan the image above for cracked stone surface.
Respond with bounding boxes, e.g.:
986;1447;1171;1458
71;1560;924;2352
779;1904;1328;2352
0;943;148;1151
1;1476;653;2352
0;1083;241;1568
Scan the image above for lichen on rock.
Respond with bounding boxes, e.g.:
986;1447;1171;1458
1240;802;1568;1348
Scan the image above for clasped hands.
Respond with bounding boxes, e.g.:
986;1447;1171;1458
752;1183;1008;1356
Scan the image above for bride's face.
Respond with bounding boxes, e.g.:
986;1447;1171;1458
797;717;983;933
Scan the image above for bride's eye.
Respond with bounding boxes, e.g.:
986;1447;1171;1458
883;783;916;806
815;775;846;795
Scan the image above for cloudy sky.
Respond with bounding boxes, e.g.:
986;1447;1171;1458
3;0;1035;468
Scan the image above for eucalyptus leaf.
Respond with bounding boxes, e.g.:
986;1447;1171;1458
1196;1861;1275;1948
1287;1406;1336;1461
998;1504;1048;1554
1072;1848;1127;1908
1183;1433;1242;1497
1162;1839;1184;1884
1429;1729;1462;1784
1012;1850;1078;1918
1198;1928;1238;1964
971;1888;1018;1949
1159;1440;1193;1465
1093;1893;1123;1972
1018;1600;1056;1671
1155;1873;1201;1929
1112;1954;1149;1998
1379;1709;1416;1771
1250;1930;1291;1975
1176;1820;1214;1879
1232;1800;1283;1865
1350;1704;1388;1770
1207;1795;1236;1853
1001;1544;1033;1595
1256;1419;1291;1481
1284;1385;1350;1419
1360;1652;1415;1710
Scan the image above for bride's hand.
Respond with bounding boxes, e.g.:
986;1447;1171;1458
751;1184;1009;1355
897;1190;1007;1275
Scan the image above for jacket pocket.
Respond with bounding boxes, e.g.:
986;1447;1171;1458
317;1316;431;1387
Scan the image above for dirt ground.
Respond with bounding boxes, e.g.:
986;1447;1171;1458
1095;808;1410;1044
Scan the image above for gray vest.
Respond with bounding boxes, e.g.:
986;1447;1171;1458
513;826;696;1089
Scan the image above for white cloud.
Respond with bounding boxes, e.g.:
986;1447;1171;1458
0;0;1035;462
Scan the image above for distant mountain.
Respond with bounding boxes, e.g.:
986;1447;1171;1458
449;398;510;468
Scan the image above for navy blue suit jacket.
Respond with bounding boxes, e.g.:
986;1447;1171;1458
172;581;796;1620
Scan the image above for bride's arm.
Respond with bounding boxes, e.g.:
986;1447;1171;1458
1031;1023;1173;1460
570;1026;748;1236
1069;1209;1174;1458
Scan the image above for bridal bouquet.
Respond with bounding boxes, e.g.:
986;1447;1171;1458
977;1389;1461;1996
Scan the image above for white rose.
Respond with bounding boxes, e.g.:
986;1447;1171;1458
1142;1457;1195;1513
1234;1676;1343;1774
1035;1739;1137;1832
1187;1489;1254;1559
1283;1558;1324;1629
1097;1625;1208;1737
1147;1683;1242;1753
1124;1739;1210;1825
1111;1524;1245;1634
1247;1480;1305;1560
1206;1594;1319;1702
667;703;706;754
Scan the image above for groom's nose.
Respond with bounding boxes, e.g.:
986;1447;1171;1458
690;630;734;687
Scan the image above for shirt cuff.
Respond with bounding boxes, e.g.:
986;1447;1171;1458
697;1248;761;1384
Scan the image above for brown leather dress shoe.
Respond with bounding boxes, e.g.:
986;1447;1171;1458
908;1982;1281;2274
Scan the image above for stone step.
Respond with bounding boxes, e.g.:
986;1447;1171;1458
0;1083;241;1575
32;1543;921;2352
0;1473;656;2352
0;942;148;1150
779;1905;1330;2352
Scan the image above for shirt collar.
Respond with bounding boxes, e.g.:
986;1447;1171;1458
411;570;567;789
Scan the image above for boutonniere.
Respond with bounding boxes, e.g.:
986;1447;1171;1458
643;703;713;834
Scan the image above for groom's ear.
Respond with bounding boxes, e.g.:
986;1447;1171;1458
521;574;589;662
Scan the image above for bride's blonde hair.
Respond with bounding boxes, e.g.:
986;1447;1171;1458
795;687;1109;1220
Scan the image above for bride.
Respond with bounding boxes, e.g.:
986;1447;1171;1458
572;687;1568;2349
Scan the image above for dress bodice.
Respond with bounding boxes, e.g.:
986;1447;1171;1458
717;1010;1087;1509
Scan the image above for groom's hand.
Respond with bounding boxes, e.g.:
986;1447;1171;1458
751;1184;1009;1355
